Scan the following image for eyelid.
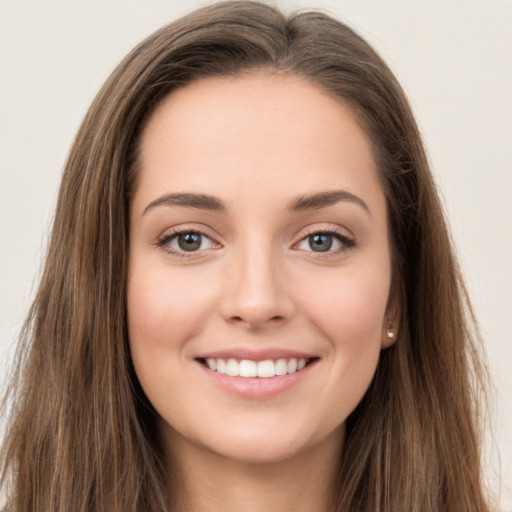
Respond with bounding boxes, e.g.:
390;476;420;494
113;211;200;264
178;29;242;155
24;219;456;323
156;224;222;256
155;223;355;258
292;224;356;256
296;223;355;242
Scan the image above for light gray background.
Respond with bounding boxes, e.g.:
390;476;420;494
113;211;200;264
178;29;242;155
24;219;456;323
1;0;511;508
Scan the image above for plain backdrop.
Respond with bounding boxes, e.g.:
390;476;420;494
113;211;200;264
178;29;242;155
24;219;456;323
1;0;511;508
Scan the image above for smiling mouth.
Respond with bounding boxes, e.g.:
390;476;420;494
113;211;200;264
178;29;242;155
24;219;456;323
197;357;318;378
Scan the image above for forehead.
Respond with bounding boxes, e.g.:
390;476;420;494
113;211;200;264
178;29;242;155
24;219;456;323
133;72;383;217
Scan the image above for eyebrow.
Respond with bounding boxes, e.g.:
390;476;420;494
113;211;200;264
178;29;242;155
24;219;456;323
142;189;370;216
143;192;227;215
286;190;370;215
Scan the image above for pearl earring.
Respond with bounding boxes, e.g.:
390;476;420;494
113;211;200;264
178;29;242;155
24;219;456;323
386;325;394;339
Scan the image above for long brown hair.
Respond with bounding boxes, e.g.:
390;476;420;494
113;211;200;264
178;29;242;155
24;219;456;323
1;2;491;511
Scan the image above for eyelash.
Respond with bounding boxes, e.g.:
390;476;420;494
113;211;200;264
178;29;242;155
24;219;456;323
156;227;214;258
298;228;356;257
156;227;356;258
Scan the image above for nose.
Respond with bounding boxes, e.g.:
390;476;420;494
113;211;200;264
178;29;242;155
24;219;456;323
218;242;295;330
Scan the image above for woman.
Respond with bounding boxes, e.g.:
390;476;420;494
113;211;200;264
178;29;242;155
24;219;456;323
0;1;492;511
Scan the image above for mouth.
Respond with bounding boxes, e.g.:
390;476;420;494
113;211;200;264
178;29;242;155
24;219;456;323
196;357;318;378
194;349;320;398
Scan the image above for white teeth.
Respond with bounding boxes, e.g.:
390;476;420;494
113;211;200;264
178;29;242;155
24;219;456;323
275;359;287;376
204;357;311;377
287;358;297;373
257;360;275;378
217;359;226;374
226;358;239;376
239;359;257;377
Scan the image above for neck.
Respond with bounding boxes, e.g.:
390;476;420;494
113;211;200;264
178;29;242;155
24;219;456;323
163;428;343;512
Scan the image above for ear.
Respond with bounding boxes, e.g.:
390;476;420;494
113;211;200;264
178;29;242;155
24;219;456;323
381;283;401;349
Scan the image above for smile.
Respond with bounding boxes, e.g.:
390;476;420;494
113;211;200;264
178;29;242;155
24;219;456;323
195;349;319;398
200;357;313;378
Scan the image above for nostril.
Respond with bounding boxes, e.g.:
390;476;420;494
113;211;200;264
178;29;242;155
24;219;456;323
229;314;286;328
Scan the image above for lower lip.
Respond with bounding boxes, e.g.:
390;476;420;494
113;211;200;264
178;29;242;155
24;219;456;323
196;359;318;399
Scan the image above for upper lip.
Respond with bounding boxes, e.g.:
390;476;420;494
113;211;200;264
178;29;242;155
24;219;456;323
195;348;318;362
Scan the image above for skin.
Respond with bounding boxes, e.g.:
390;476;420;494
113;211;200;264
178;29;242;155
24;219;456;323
128;72;397;512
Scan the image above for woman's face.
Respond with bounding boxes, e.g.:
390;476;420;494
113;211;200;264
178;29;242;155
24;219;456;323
128;73;396;464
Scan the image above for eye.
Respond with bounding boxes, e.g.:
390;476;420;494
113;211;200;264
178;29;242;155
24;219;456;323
158;230;217;254
295;230;355;253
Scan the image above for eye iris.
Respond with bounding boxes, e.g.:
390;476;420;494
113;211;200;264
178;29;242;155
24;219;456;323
309;234;332;252
178;233;202;251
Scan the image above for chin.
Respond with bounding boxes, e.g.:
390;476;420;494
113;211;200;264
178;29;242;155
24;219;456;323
211;436;306;464
168;417;345;466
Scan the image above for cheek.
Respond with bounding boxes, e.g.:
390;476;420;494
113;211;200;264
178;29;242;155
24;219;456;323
299;262;390;392
301;266;389;424
303;264;390;344
127;263;214;345
126;261;221;428
126;261;218;396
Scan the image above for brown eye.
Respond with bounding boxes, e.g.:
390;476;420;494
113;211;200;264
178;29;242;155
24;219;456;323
178;233;203;251
159;231;216;254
